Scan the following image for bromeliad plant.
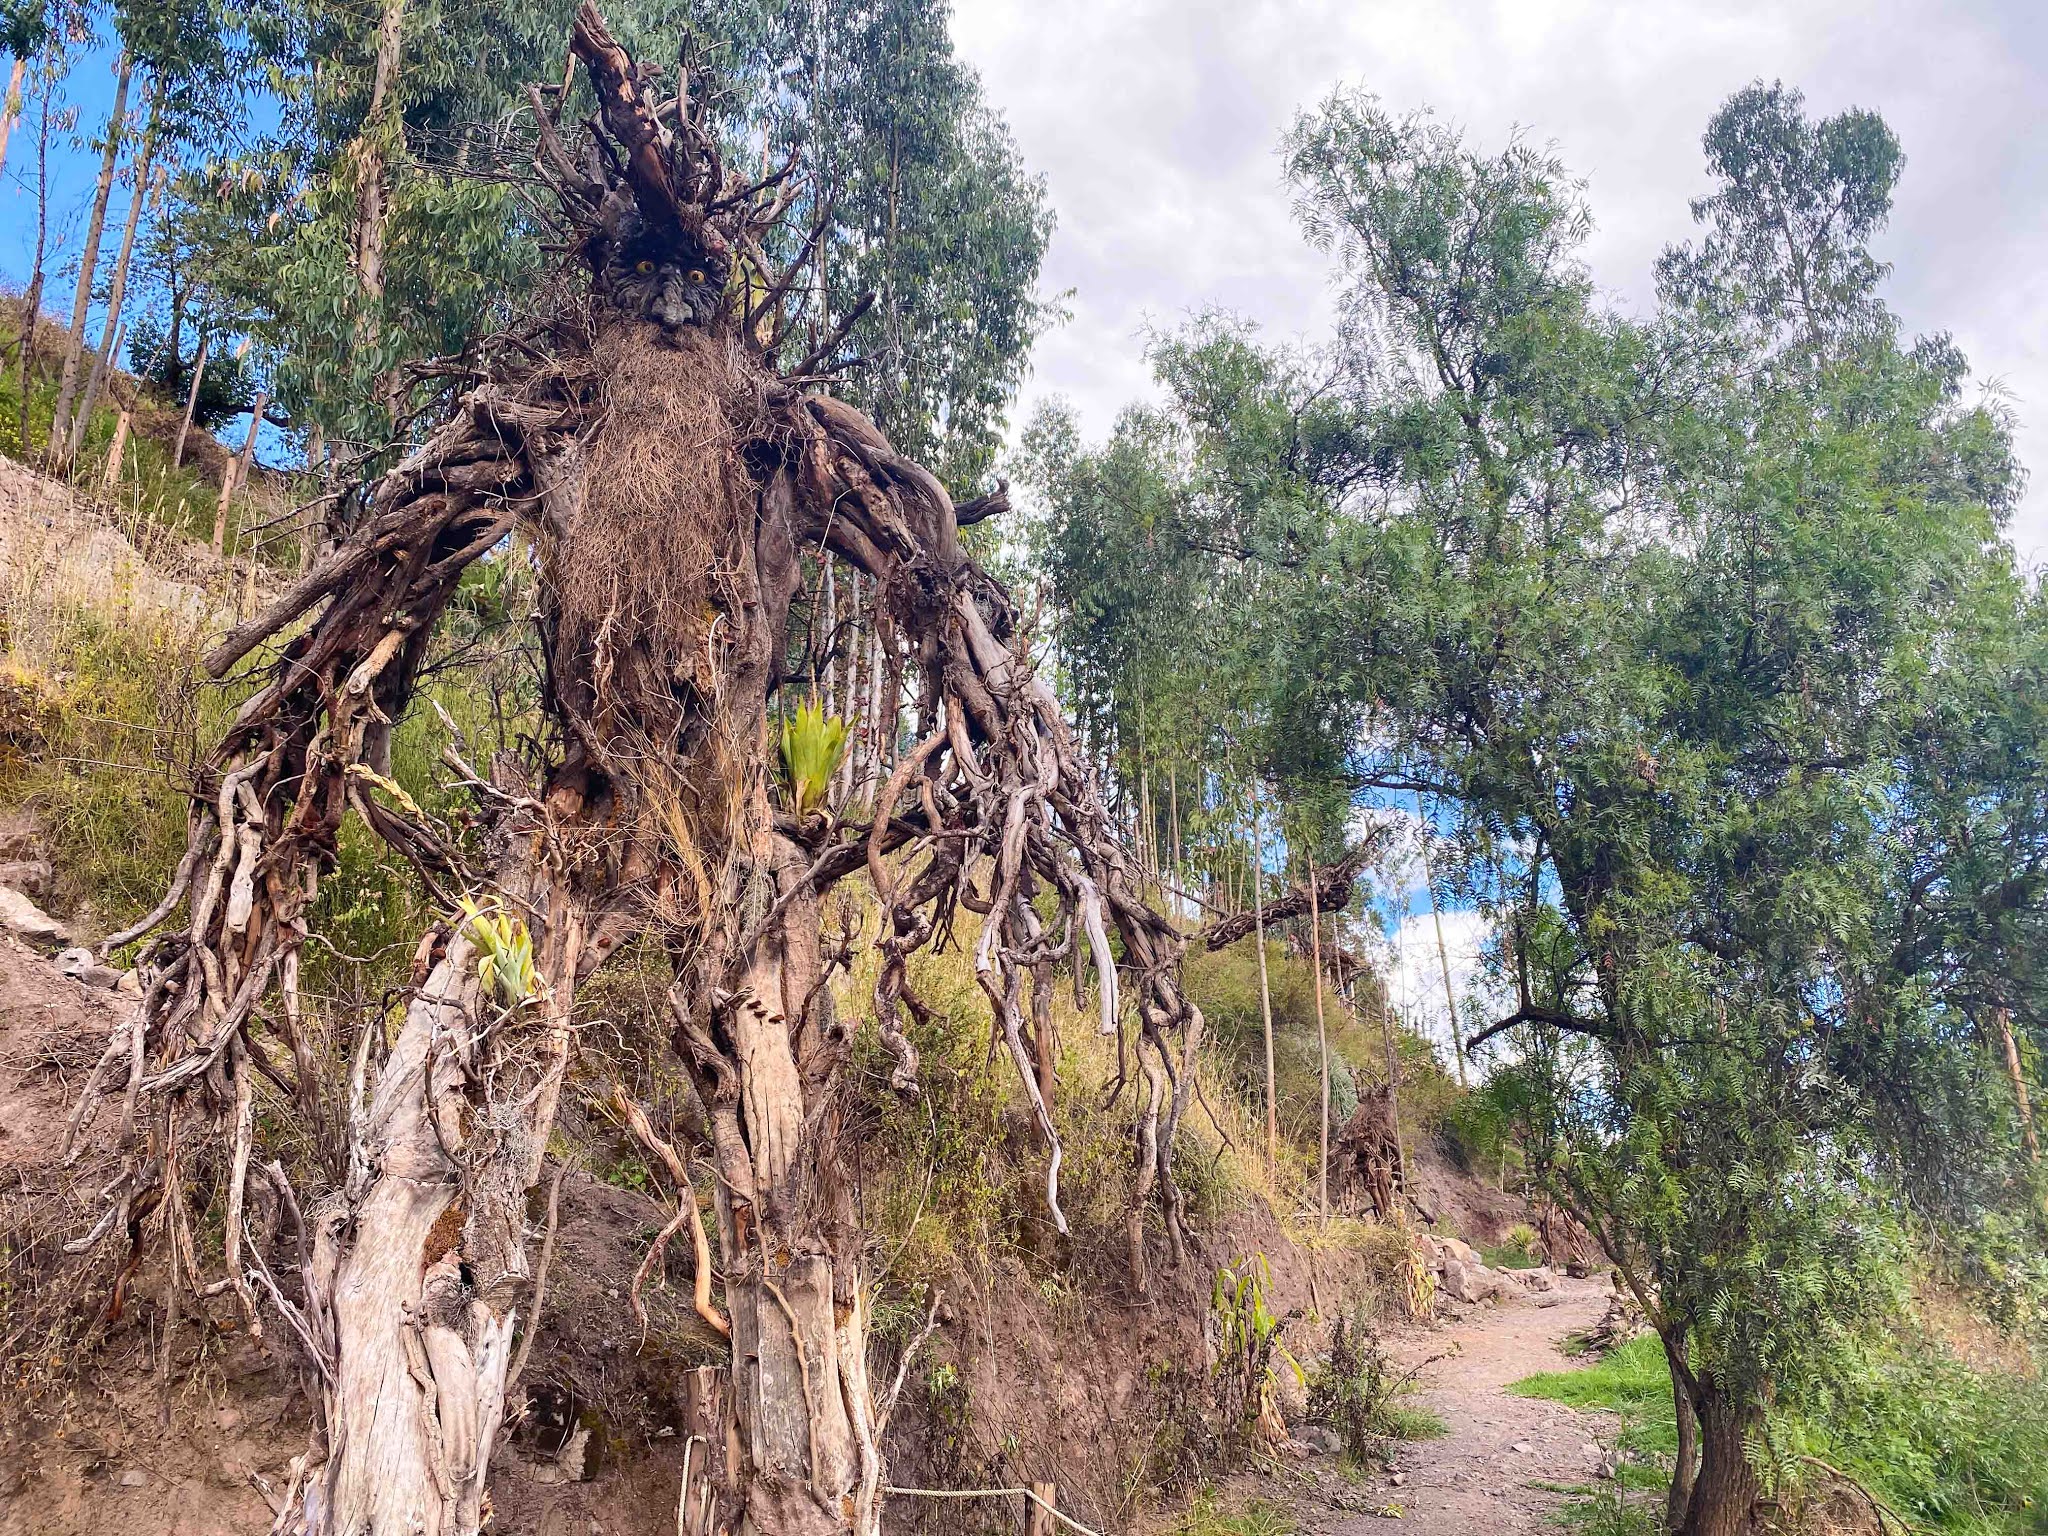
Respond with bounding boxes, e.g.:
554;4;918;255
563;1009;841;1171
778;698;848;819
458;894;540;1010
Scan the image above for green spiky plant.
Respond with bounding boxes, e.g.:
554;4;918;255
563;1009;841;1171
778;699;848;819
458;894;539;1009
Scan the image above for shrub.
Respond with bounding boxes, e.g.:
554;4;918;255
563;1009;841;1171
1209;1252;1301;1451
1305;1305;1444;1465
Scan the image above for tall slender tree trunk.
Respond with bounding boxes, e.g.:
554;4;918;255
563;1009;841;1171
69;113;160;466
1664;1333;1701;1534
0;56;26;176
214;390;266;553
13;47;50;460
1308;850;1330;1220
100;402;131;489
47;52;132;467
1991;1008;2038;1162
1416;798;1467;1088
171;331;209;468
355;0;406;418
1168;764;1182;915
1378;992;1407;1194
1251;798;1277;1165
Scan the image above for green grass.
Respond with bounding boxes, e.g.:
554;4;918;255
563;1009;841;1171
1510;1334;1677;1459
1169;1491;1296;1536
1383;1402;1449;1441
1512;1331;2048;1536
1511;1338;1674;1536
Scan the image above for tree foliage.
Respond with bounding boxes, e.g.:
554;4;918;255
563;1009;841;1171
1031;76;2047;1532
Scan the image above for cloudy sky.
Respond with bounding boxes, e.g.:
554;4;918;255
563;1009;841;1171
952;0;2048;562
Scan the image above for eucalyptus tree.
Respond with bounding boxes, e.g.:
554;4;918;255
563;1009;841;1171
775;0;1055;489
0;0;47;173
189;0;1050;480
41;0;245;466
1022;319;1367;900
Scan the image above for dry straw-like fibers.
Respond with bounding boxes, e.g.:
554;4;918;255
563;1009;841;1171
552;323;757;760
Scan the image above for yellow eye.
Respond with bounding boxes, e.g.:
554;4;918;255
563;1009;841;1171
686;268;707;285
634;259;655;274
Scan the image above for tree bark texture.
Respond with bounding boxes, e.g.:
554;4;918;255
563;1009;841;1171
1680;1380;1761;1536
69;104;158;467
0;56;27;176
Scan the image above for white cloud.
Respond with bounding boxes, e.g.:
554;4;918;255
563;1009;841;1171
956;0;2048;561
1373;905;1504;1070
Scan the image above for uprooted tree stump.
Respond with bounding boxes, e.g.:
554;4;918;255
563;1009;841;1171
1332;1079;1405;1221
57;9;1213;1534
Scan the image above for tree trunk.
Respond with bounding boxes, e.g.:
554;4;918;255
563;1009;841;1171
101;404;131;490
307;795;598;1535
0;56;26;177
214;390;267;553
13;49;49;461
69;114;159;467
1663;1332;1699;1532
355;0;406;417
1991;1008;2038;1162
1680;1380;1760;1536
1416;797;1467;1088
1377;990;1407;1193
171;331;209;468
46;52;131;468
1252;798;1276;1164
1308;850;1331;1219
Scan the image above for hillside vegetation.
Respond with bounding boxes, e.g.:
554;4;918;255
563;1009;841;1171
0;4;2040;1536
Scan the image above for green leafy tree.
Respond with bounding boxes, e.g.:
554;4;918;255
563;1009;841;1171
1035;82;2046;1536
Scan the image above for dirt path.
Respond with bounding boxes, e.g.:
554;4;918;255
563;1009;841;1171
1324;1276;1618;1534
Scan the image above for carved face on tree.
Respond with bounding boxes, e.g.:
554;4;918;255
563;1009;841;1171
595;200;730;331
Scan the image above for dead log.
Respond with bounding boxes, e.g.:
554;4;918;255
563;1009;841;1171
1200;832;1386;951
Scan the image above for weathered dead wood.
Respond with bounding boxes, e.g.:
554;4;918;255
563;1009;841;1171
65;11;1216;1533
1200;834;1383;951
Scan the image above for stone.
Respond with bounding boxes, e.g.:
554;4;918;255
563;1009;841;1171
0;859;52;896
57;946;125;989
0;885;67;948
1439;1256;1503;1304
1442;1237;1485;1269
1512;1441;1534;1454
1506;1264;1556;1292
118;1468;148;1487
1301;1425;1345;1456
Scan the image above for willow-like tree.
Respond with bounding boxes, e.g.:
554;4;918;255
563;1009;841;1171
63;11;1203;1533
1033;79;2047;1536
